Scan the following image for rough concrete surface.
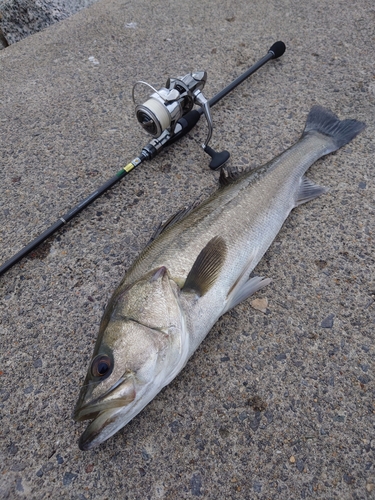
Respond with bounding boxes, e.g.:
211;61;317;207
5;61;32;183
0;0;374;498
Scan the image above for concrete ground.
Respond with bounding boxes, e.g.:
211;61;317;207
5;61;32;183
0;0;374;498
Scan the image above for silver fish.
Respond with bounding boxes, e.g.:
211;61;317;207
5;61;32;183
74;106;365;450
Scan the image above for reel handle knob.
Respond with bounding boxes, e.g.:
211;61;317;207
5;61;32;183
204;145;230;170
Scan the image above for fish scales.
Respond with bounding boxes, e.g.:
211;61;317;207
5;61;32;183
74;105;365;450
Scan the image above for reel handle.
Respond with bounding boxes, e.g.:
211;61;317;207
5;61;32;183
204;146;230;170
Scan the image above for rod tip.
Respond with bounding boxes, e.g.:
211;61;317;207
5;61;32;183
268;41;286;59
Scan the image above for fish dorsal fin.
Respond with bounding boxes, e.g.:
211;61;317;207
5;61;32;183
148;200;201;244
295;176;328;206
219;166;244;187
182;236;227;296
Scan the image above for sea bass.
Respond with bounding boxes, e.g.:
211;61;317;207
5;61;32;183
74;106;365;450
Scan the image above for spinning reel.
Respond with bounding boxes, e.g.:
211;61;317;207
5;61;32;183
132;71;230;170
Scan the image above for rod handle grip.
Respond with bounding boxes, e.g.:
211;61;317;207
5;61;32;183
166;110;201;146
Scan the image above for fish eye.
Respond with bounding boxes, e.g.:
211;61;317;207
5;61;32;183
91;354;113;379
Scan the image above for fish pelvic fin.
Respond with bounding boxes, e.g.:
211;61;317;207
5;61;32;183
303;105;365;152
182;236;227;296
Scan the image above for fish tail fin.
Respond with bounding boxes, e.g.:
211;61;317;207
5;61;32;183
303;105;365;152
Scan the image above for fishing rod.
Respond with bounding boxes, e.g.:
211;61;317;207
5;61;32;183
0;41;285;277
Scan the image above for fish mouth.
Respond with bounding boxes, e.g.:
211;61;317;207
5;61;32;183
74;376;137;451
73;376;136;422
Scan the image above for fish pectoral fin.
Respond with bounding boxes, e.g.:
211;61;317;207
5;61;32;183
223;276;271;315
182;236;227;296
295;176;328;206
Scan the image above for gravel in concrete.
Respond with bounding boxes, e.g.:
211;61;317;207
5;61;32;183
0;0;374;498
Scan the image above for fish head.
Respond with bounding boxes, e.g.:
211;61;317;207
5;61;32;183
73;266;187;450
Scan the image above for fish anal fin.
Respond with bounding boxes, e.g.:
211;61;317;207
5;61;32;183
223;276;271;315
295;176;328;206
182;236;227;296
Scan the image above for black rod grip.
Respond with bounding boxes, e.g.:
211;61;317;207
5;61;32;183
269;41;286;59
166;110;202;146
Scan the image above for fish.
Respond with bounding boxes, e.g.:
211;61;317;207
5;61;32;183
73;106;365;450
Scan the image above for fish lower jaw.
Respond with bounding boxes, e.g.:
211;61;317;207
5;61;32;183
78;402;148;451
77;379;171;450
78;407;122;451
